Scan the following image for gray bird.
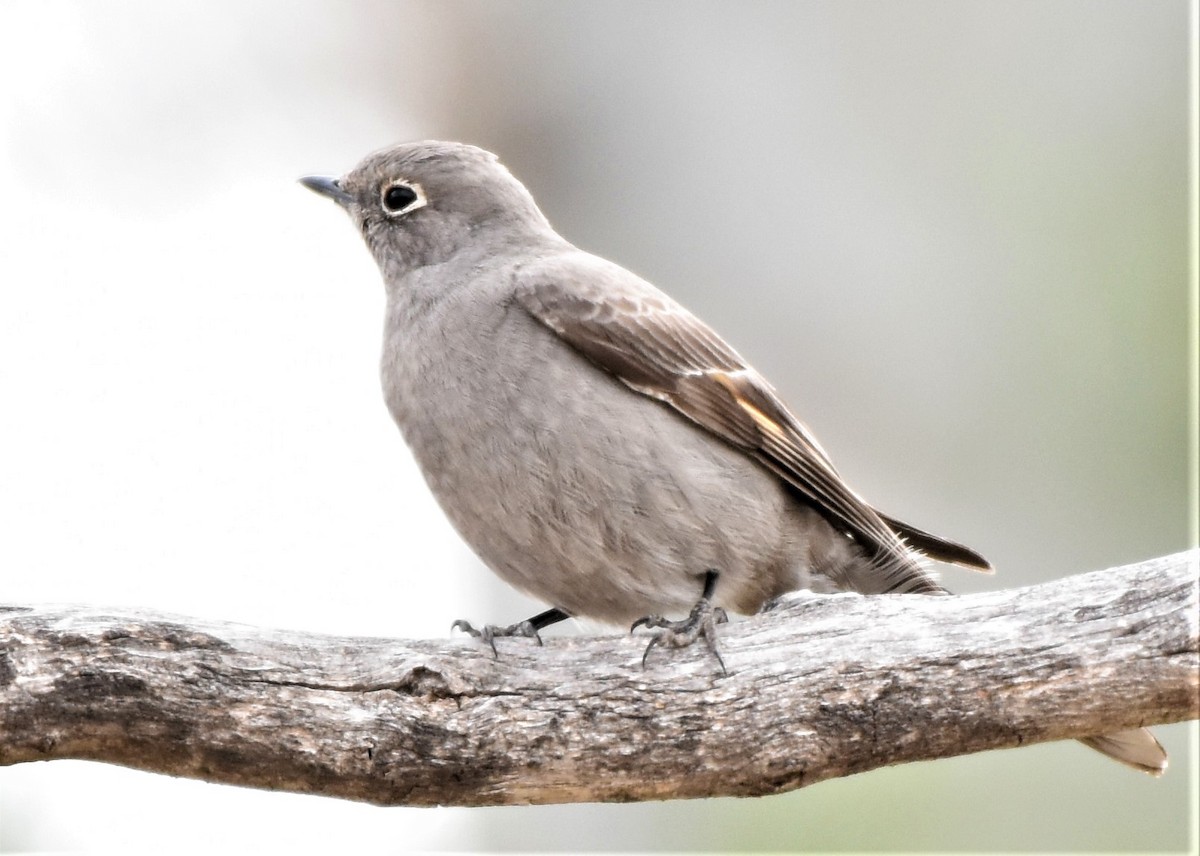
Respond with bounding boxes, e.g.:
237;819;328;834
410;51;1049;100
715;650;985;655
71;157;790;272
301;140;1166;775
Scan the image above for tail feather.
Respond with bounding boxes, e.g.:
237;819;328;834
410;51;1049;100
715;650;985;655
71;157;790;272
878;513;993;572
1078;728;1168;776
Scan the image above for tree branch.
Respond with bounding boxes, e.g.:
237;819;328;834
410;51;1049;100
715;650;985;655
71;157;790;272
1;551;1196;806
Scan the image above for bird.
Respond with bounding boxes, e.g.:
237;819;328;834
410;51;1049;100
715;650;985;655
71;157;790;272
300;140;1166;775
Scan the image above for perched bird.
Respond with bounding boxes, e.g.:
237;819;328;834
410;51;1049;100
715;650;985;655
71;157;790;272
301;141;1166;775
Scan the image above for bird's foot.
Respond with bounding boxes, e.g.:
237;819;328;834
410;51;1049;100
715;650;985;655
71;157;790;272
451;619;543;657
631;570;728;674
451;607;570;658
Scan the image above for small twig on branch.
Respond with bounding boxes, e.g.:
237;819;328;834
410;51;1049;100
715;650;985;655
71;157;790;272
1;551;1196;806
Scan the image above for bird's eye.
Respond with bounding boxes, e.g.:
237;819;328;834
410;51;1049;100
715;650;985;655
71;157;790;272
381;182;422;215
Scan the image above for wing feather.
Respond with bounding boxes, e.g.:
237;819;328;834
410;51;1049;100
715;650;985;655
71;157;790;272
516;260;988;590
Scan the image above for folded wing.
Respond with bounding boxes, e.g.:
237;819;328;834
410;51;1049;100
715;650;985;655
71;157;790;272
516;258;991;593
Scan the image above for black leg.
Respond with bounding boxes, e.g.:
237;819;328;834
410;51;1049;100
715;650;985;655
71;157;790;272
631;570;729;675
452;607;571;658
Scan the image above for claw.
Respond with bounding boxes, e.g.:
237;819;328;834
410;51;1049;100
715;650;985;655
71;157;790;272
641;633;663;669
451;617;548;659
451;619;497;657
630;570;728;675
629;615;657;634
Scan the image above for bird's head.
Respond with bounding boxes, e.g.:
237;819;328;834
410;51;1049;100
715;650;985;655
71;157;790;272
301;141;556;279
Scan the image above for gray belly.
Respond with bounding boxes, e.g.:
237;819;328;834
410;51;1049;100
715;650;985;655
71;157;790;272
383;299;810;623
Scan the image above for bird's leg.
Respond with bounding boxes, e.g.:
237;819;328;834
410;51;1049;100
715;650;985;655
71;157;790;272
631;569;728;675
452;607;571;658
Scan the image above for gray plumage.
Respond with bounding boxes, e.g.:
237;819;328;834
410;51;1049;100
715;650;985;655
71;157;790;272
301;140;1165;775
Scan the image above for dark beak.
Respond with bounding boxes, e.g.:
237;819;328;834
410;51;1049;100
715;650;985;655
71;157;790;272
299;175;353;207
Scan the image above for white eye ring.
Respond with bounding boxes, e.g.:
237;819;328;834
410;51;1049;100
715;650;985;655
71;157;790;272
380;180;427;216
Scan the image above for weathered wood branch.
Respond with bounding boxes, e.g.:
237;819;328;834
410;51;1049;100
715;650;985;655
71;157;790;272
1;551;1196;806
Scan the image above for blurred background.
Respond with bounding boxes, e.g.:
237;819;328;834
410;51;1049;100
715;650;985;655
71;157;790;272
0;0;1194;851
